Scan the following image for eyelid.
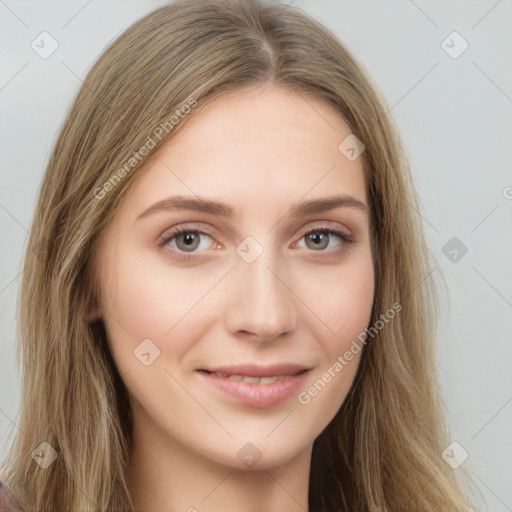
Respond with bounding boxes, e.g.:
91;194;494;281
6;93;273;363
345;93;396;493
158;222;218;245
302;222;351;238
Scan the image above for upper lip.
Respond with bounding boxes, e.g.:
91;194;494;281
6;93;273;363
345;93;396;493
198;363;311;377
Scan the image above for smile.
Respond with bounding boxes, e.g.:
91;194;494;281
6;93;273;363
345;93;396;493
197;367;311;407
207;371;297;384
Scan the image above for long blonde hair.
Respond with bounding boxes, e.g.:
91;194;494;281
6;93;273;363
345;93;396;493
1;0;473;510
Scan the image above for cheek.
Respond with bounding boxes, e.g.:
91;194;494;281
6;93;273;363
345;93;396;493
105;264;172;340
293;252;374;341
102;247;174;335
295;258;373;421
100;253;224;366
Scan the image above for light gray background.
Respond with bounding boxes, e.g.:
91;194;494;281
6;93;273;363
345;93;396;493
1;1;511;510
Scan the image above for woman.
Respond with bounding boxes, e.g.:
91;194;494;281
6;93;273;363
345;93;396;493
0;0;473;510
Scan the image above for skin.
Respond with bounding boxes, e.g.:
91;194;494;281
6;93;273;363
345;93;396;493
93;85;375;512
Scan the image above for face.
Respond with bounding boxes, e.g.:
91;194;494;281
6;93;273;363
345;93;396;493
95;86;374;470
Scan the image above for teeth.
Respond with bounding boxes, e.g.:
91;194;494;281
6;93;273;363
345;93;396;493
211;372;292;384
241;376;260;383
259;376;280;385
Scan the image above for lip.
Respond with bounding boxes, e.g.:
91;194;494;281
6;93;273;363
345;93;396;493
196;363;311;408
200;363;310;378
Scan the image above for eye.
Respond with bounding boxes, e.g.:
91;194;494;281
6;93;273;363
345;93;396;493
158;224;353;261
296;227;352;251
174;230;204;252
160;227;217;255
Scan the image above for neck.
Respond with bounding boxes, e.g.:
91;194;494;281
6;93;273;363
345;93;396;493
126;408;311;512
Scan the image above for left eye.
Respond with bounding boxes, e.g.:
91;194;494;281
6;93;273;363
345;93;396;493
296;229;350;251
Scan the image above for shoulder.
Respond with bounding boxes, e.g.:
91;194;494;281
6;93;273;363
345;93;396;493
0;479;25;512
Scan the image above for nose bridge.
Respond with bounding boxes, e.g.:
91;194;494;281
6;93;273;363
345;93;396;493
224;246;298;341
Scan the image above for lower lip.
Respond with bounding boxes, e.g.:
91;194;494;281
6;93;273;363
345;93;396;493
197;370;310;407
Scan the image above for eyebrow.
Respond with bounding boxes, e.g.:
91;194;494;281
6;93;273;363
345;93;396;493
136;194;367;221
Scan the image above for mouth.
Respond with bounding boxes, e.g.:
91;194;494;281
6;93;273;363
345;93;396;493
196;364;312;407
199;369;309;385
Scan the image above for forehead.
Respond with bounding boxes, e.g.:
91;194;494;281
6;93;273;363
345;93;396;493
122;86;368;221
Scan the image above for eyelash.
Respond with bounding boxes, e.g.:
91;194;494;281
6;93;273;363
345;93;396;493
158;225;353;262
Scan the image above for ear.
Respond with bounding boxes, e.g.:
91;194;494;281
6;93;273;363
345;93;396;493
86;308;102;322
85;298;102;322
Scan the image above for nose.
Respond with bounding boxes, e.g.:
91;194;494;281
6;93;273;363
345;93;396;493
224;253;298;342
